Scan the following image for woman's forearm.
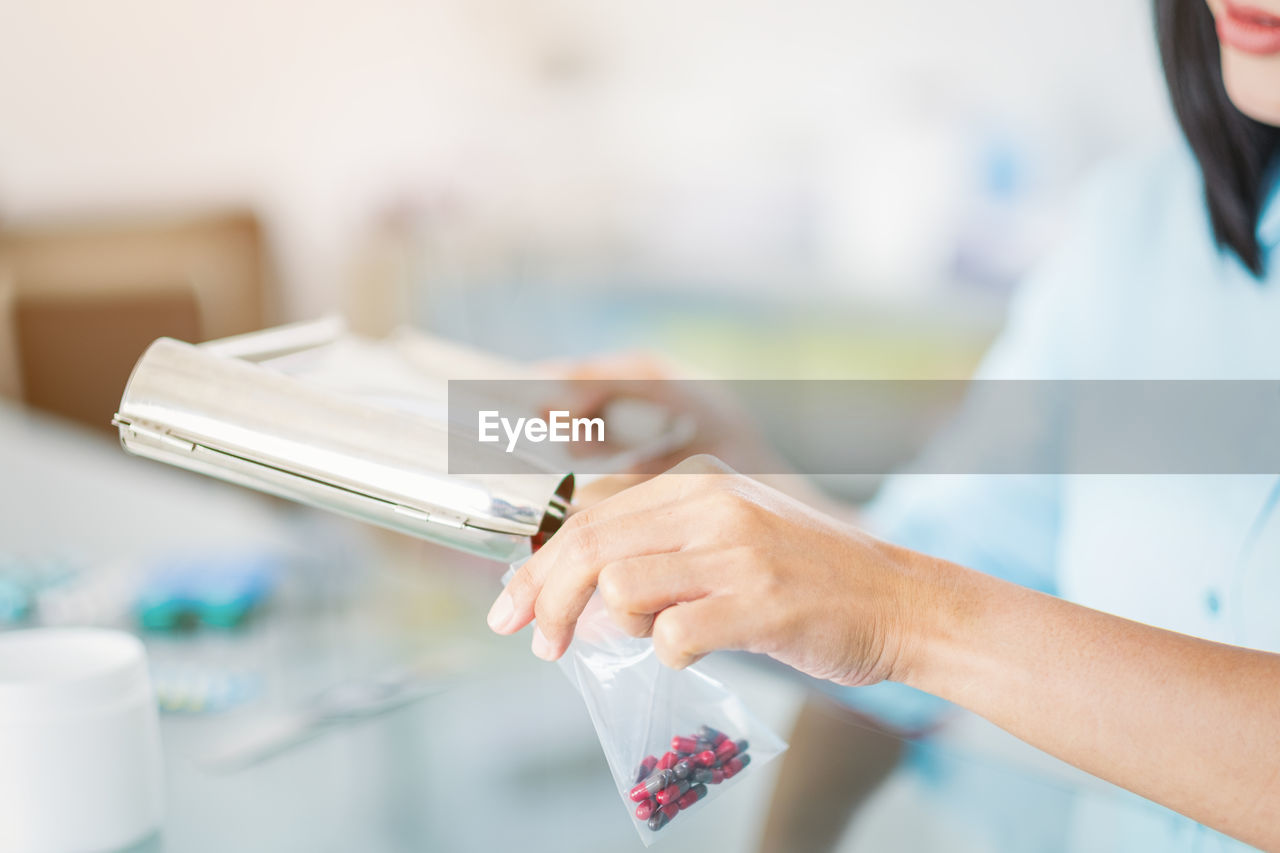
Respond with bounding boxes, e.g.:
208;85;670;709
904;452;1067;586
902;557;1280;850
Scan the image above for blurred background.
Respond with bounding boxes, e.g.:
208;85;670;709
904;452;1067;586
0;0;1174;395
0;1;1178;851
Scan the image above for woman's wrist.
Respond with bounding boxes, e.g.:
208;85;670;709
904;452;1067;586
884;547;1005;702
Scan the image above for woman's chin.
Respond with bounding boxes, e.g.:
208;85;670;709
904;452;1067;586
1222;51;1280;126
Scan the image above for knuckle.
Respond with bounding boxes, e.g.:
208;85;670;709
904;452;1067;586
616;612;654;639
731;544;782;593
754;562;786;601
652;611;696;662
702;488;754;526
686;452;719;469
727;542;760;568
676;453;730;474
561;506;596;534
506;568;538;603
532;601;573;637
596;561;630;609
562;518;603;562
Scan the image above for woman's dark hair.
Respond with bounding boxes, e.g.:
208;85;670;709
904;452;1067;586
1156;0;1280;276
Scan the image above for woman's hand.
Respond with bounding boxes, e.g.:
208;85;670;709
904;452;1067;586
539;351;788;478
486;455;938;686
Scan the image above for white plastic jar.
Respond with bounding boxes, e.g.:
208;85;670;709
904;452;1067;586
0;628;163;853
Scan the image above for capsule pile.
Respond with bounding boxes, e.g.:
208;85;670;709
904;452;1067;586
626;725;752;832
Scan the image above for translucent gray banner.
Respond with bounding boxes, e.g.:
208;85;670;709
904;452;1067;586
446;379;1280;476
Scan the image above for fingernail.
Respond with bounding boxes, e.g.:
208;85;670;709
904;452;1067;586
486;592;514;632
531;626;556;661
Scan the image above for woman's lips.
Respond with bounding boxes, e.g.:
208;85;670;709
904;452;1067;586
1217;1;1280;55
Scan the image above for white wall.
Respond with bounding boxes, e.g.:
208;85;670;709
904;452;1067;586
0;0;1174;319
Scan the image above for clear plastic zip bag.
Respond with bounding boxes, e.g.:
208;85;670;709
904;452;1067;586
504;561;787;845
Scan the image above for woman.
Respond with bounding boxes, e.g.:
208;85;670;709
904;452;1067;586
488;1;1280;849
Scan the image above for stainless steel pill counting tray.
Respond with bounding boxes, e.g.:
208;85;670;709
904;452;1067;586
114;321;575;563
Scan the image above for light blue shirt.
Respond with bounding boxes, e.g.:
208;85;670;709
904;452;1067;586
843;142;1280;852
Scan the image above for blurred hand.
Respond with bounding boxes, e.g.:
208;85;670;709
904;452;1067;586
539;351;788;482
487;455;934;687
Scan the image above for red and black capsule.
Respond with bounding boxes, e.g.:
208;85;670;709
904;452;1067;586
672;758;696;780
648;802;679;831
671;735;700;754
629;769;674;802
657;751;678;770
635;797;657;821
655;779;691;805
713;738;740;763
677;783;708;810
634;755;658;784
